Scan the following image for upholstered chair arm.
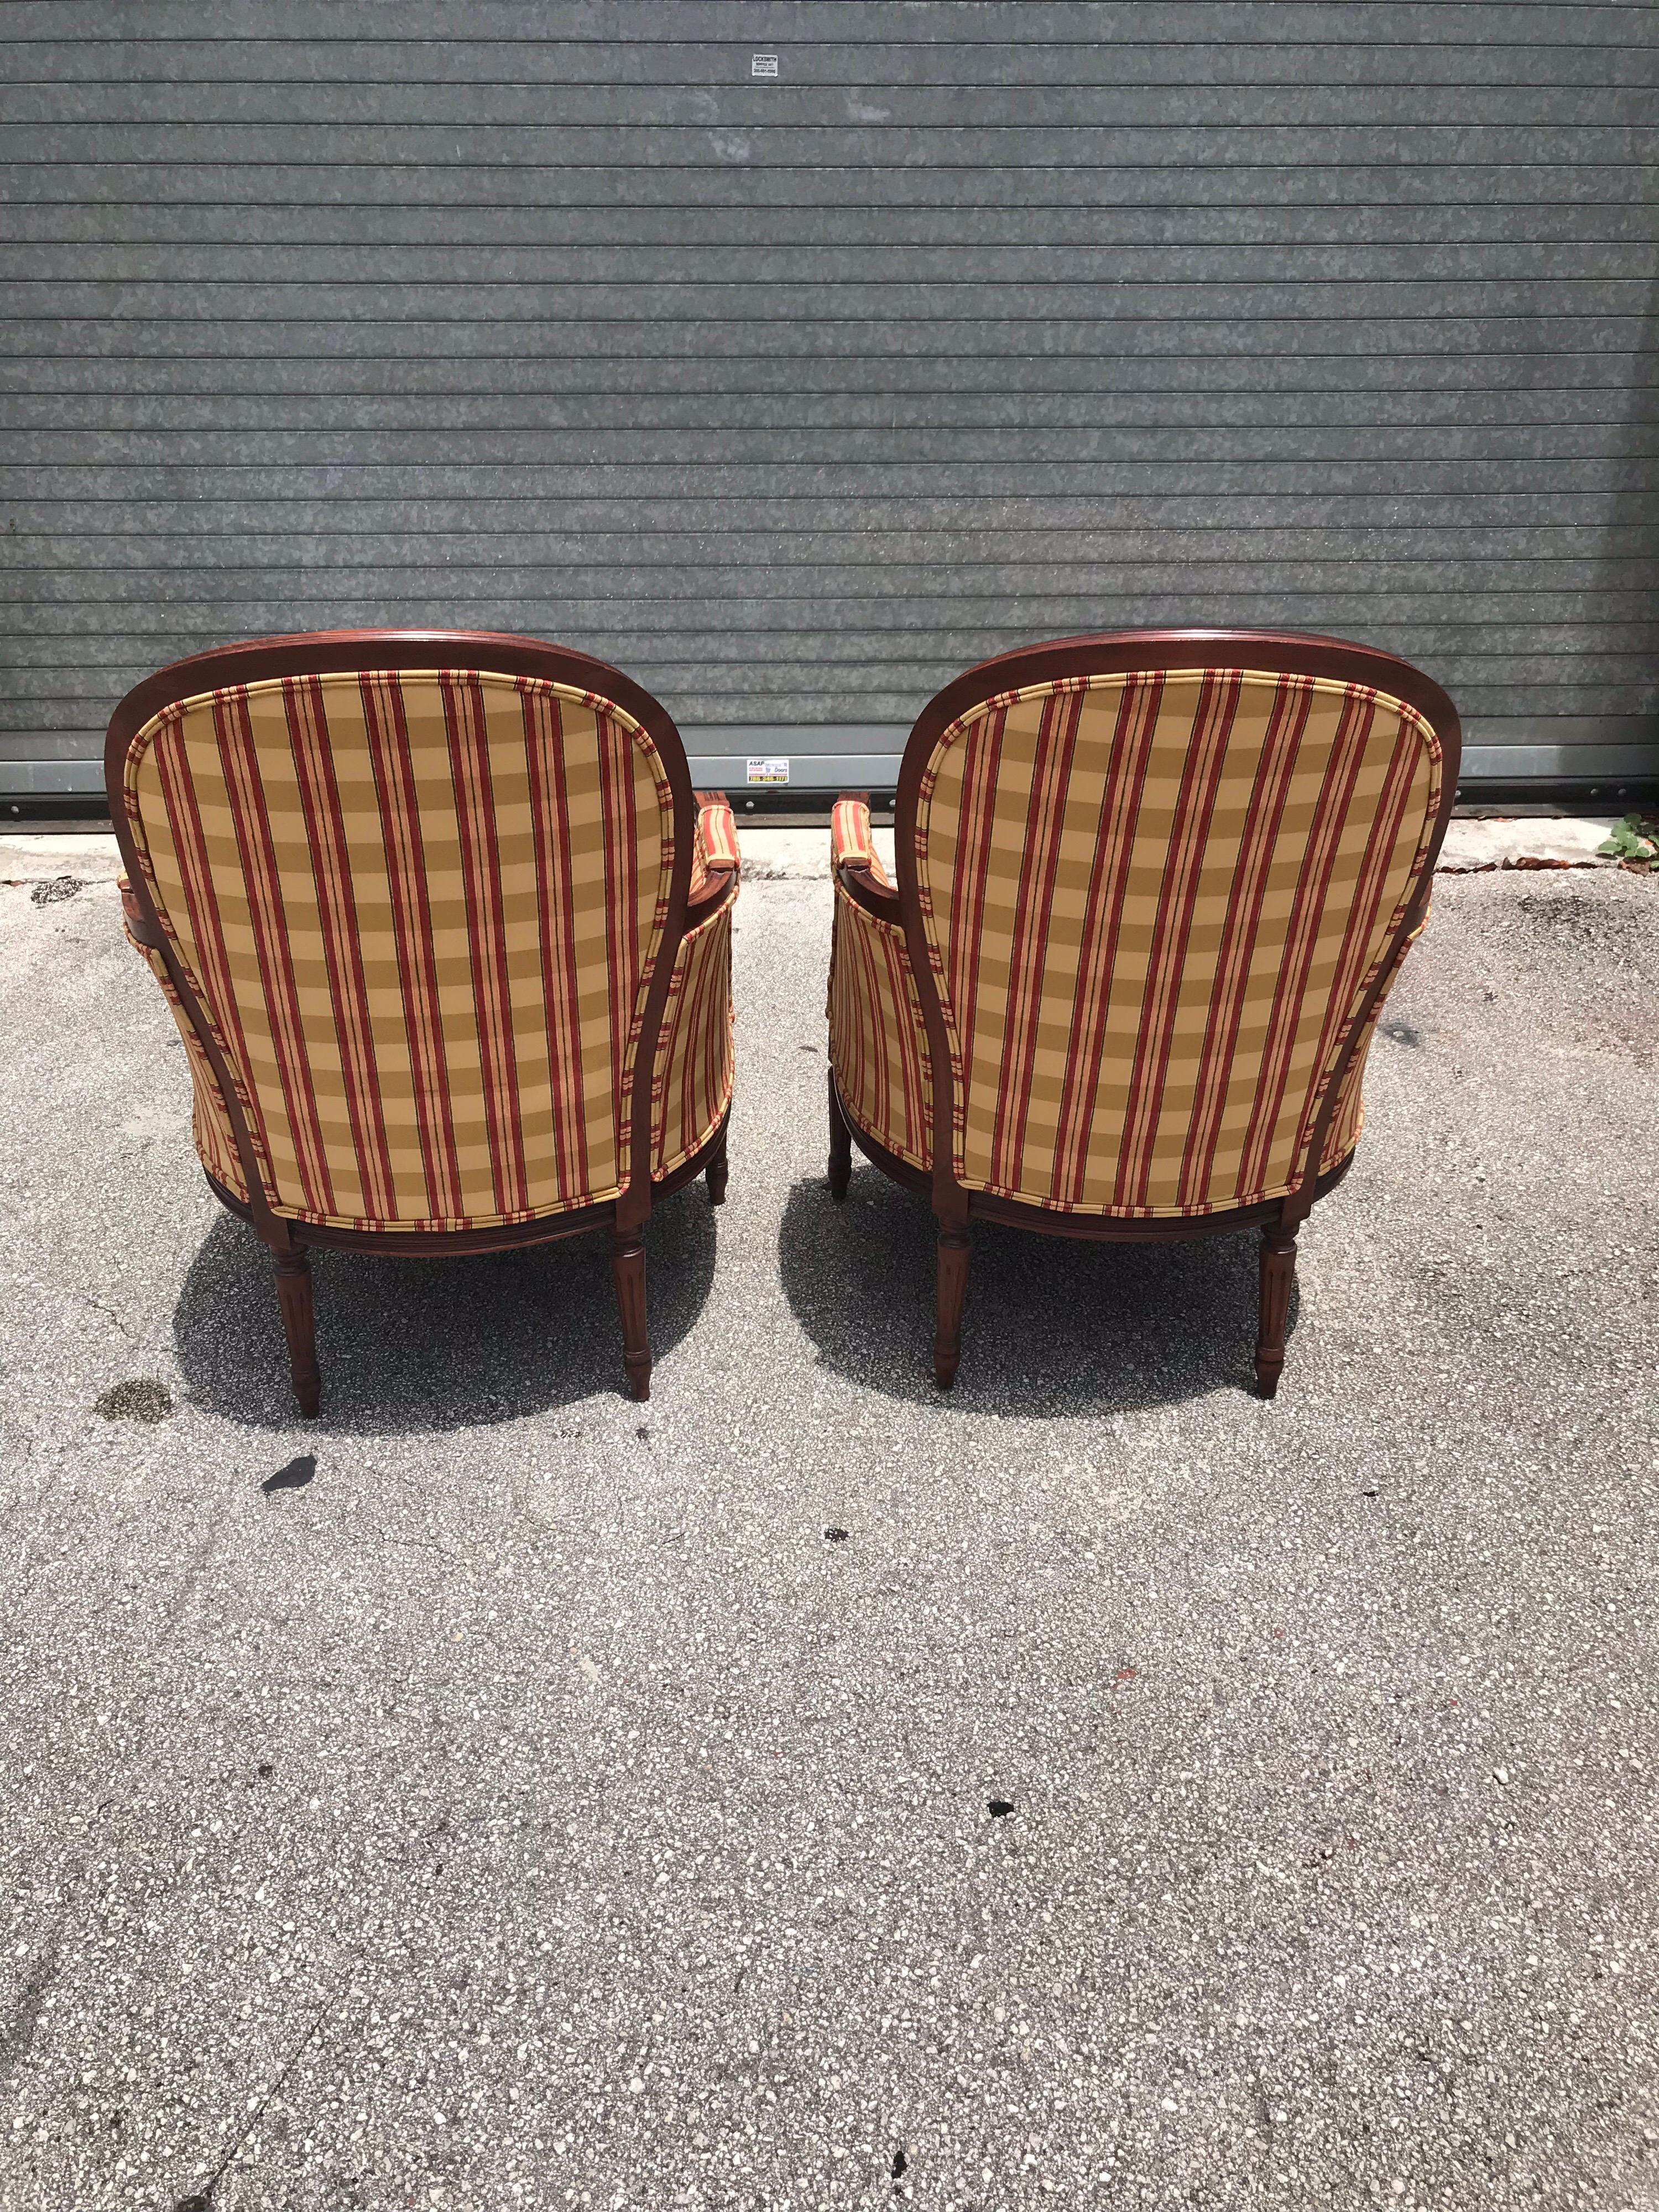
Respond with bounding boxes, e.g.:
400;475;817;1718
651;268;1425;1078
1317;908;1430;1173
115;877;248;1198
826;795;931;1171
118;872;166;950
830;792;900;919
653;798;738;1179
686;790;740;927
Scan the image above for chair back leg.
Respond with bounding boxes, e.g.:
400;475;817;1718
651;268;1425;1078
609;1227;652;1400
827;1072;853;1201
1254;1220;1300;1399
270;1233;321;1418
933;1222;972;1389
706;1128;729;1207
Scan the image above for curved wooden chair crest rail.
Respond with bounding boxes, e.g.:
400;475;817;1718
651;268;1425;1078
825;628;1460;1396
107;629;739;1413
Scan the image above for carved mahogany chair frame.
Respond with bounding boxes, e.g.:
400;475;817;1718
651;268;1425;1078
827;628;1461;1396
107;629;738;1412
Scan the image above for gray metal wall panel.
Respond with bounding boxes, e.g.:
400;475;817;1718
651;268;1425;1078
1;0;1655;791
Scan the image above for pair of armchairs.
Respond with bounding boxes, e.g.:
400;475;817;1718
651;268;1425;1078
108;628;1458;1413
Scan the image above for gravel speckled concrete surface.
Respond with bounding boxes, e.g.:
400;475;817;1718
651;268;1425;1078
1;860;1656;2212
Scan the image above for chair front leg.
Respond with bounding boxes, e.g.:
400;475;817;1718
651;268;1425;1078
827;1071;852;1202
270;1231;321;1418
609;1225;652;1401
933;1222;972;1390
1255;1220;1300;1399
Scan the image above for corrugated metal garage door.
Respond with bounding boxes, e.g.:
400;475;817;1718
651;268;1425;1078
2;0;1655;801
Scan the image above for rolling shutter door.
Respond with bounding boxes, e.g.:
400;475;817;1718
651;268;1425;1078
2;0;1654;800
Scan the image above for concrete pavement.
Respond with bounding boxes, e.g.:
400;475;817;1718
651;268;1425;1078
0;844;1656;2211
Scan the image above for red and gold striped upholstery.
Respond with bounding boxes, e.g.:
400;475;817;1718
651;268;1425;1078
653;795;738;1176
121;666;732;1232
830;668;1440;1218
123;915;249;1196
692;790;742;881
827;801;931;1168
1316;911;1424;1170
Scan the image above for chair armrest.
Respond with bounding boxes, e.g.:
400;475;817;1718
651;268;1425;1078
118;873;165;950
686;791;740;928
831;792;900;920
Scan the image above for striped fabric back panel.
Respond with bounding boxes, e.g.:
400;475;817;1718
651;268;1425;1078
913;669;1440;1218
124;669;675;1231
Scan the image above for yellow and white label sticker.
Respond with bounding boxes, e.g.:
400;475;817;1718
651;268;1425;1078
746;758;789;785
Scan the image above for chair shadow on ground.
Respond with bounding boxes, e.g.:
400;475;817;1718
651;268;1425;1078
779;1165;1297;1416
173;1182;718;1433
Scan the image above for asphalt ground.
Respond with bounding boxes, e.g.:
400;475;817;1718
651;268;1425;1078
0;852;1656;2212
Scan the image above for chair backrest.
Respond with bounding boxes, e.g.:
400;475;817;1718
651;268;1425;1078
108;632;693;1233
896;632;1459;1221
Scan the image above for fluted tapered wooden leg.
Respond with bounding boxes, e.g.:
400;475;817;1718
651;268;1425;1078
706;1129;729;1207
827;1071;852;1202
1255;1221;1299;1400
610;1228;651;1401
933;1223;972;1390
272;1239;321;1418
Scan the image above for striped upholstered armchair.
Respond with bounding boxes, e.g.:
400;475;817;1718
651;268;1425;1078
108;631;739;1411
826;630;1459;1396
